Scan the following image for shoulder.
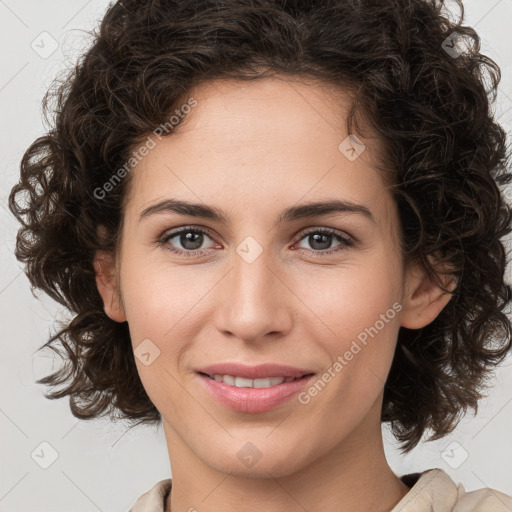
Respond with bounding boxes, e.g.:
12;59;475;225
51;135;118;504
452;485;512;511
129;479;172;512
392;468;512;512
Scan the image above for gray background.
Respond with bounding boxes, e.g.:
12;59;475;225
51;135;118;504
1;1;511;510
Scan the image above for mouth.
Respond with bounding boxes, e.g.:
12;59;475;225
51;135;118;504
196;371;316;413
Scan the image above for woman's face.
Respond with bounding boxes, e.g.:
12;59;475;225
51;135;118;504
96;76;446;478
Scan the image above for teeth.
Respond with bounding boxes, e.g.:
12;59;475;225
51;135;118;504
235;376;254;387
208;374;300;388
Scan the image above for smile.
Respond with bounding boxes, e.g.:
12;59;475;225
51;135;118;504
197;372;315;413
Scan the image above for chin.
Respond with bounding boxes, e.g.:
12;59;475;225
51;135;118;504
201;439;311;479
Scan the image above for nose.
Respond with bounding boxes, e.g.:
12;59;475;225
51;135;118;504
213;242;294;343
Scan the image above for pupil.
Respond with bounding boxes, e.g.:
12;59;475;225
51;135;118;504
181;232;203;250
310;233;331;250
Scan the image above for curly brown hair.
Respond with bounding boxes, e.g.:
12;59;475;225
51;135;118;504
8;0;512;453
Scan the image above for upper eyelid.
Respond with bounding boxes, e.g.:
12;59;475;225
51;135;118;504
161;225;217;241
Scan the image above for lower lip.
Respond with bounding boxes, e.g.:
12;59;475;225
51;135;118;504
198;373;315;413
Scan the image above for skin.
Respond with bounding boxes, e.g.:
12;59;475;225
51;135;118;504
94;76;454;512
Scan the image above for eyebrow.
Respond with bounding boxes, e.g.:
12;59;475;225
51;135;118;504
139;198;375;224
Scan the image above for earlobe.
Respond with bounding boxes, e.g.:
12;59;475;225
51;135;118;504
400;257;457;330
93;250;127;322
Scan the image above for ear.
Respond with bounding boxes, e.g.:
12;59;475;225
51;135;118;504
400;256;457;329
93;250;127;322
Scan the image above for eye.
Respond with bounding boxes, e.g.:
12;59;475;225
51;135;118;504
293;227;354;255
158;226;354;258
159;226;219;257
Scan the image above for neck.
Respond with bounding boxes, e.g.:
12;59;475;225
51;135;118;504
163;414;410;512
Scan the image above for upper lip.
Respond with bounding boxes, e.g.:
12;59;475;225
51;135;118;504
197;363;315;379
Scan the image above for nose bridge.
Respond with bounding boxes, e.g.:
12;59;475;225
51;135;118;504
216;236;292;340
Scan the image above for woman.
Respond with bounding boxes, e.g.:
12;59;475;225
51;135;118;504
9;0;512;510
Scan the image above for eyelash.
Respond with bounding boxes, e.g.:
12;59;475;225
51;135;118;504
158;225;354;258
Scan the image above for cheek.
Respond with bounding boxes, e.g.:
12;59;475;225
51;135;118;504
294;259;402;343
294;257;402;397
122;268;195;409
120;260;207;337
306;311;400;435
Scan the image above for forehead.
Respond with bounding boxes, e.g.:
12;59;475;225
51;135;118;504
124;76;396;230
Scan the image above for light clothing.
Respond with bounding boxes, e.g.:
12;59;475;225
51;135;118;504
390;469;512;511
129;468;512;511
